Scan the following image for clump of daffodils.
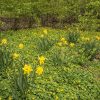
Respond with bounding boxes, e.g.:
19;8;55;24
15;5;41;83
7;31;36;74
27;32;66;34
19;43;24;49
57;42;62;46
13;53;19;59
40;29;48;38
55;95;59;100
40;34;44;38
38;56;46;65
43;29;48;35
85;37;90;41
8;96;12;100
36;66;43;75
37;56;45;75
96;36;100;40
1;38;7;45
81;37;90;41
57;37;68;46
70;43;75;47
23;64;33;75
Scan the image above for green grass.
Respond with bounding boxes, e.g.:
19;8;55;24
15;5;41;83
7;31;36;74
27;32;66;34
0;28;100;100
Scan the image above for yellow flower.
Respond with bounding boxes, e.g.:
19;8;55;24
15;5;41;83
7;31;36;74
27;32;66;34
0;97;1;100
13;53;19;59
55;95;59;100
70;43;75;47
96;36;100;40
38;56;45;65
32;97;35;100
8;96;12;100
60;38;66;42
85;38;90;41
63;40;68;45
60;38;68;45
1;38;7;45
81;37;90;41
40;34;44;38
36;66;43;75
23;64;33;75
43;29;48;35
19;43;24;49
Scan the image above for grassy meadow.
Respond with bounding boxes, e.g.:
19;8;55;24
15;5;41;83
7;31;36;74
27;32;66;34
0;28;100;100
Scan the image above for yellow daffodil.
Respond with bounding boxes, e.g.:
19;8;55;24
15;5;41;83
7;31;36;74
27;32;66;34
36;66;43;75
55;95;59;100
81;37;90;41
63;40;68;45
60;38;68;45
32;97;35;100
96;36;100;40
0;97;1;100
43;29;48;35
60;38;66;42
70;43;75;47
85;37;90;41
8;96;12;100
38;56;45;65
23;64;33;75
13;53;19;59
19;43;24;49
1;38;7;45
40;34;44;38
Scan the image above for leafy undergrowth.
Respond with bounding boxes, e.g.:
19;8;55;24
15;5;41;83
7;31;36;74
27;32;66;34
0;28;100;100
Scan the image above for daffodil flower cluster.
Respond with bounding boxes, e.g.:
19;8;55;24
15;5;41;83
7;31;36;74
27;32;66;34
57;37;68;46
13;53;20;59
38;56;46;65
96;36;100;40
22;64;33;75
19;43;24;49
0;38;7;45
35;56;45;75
40;29;48;38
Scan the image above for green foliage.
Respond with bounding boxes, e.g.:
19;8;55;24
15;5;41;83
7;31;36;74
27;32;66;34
0;28;100;99
0;45;12;70
82;41;100;60
37;35;55;53
67;32;80;43
12;67;28;100
50;46;68;66
0;0;100;31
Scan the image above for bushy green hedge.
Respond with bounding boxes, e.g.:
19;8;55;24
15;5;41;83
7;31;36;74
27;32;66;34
0;0;100;31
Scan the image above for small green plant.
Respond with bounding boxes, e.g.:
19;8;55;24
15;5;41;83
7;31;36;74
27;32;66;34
37;36;55;52
0;45;12;70
67;32;80;43
50;47;68;66
72;53;89;67
81;41;99;61
12;67;29;100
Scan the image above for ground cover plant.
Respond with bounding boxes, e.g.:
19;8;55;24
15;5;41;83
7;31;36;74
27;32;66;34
0;28;100;100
